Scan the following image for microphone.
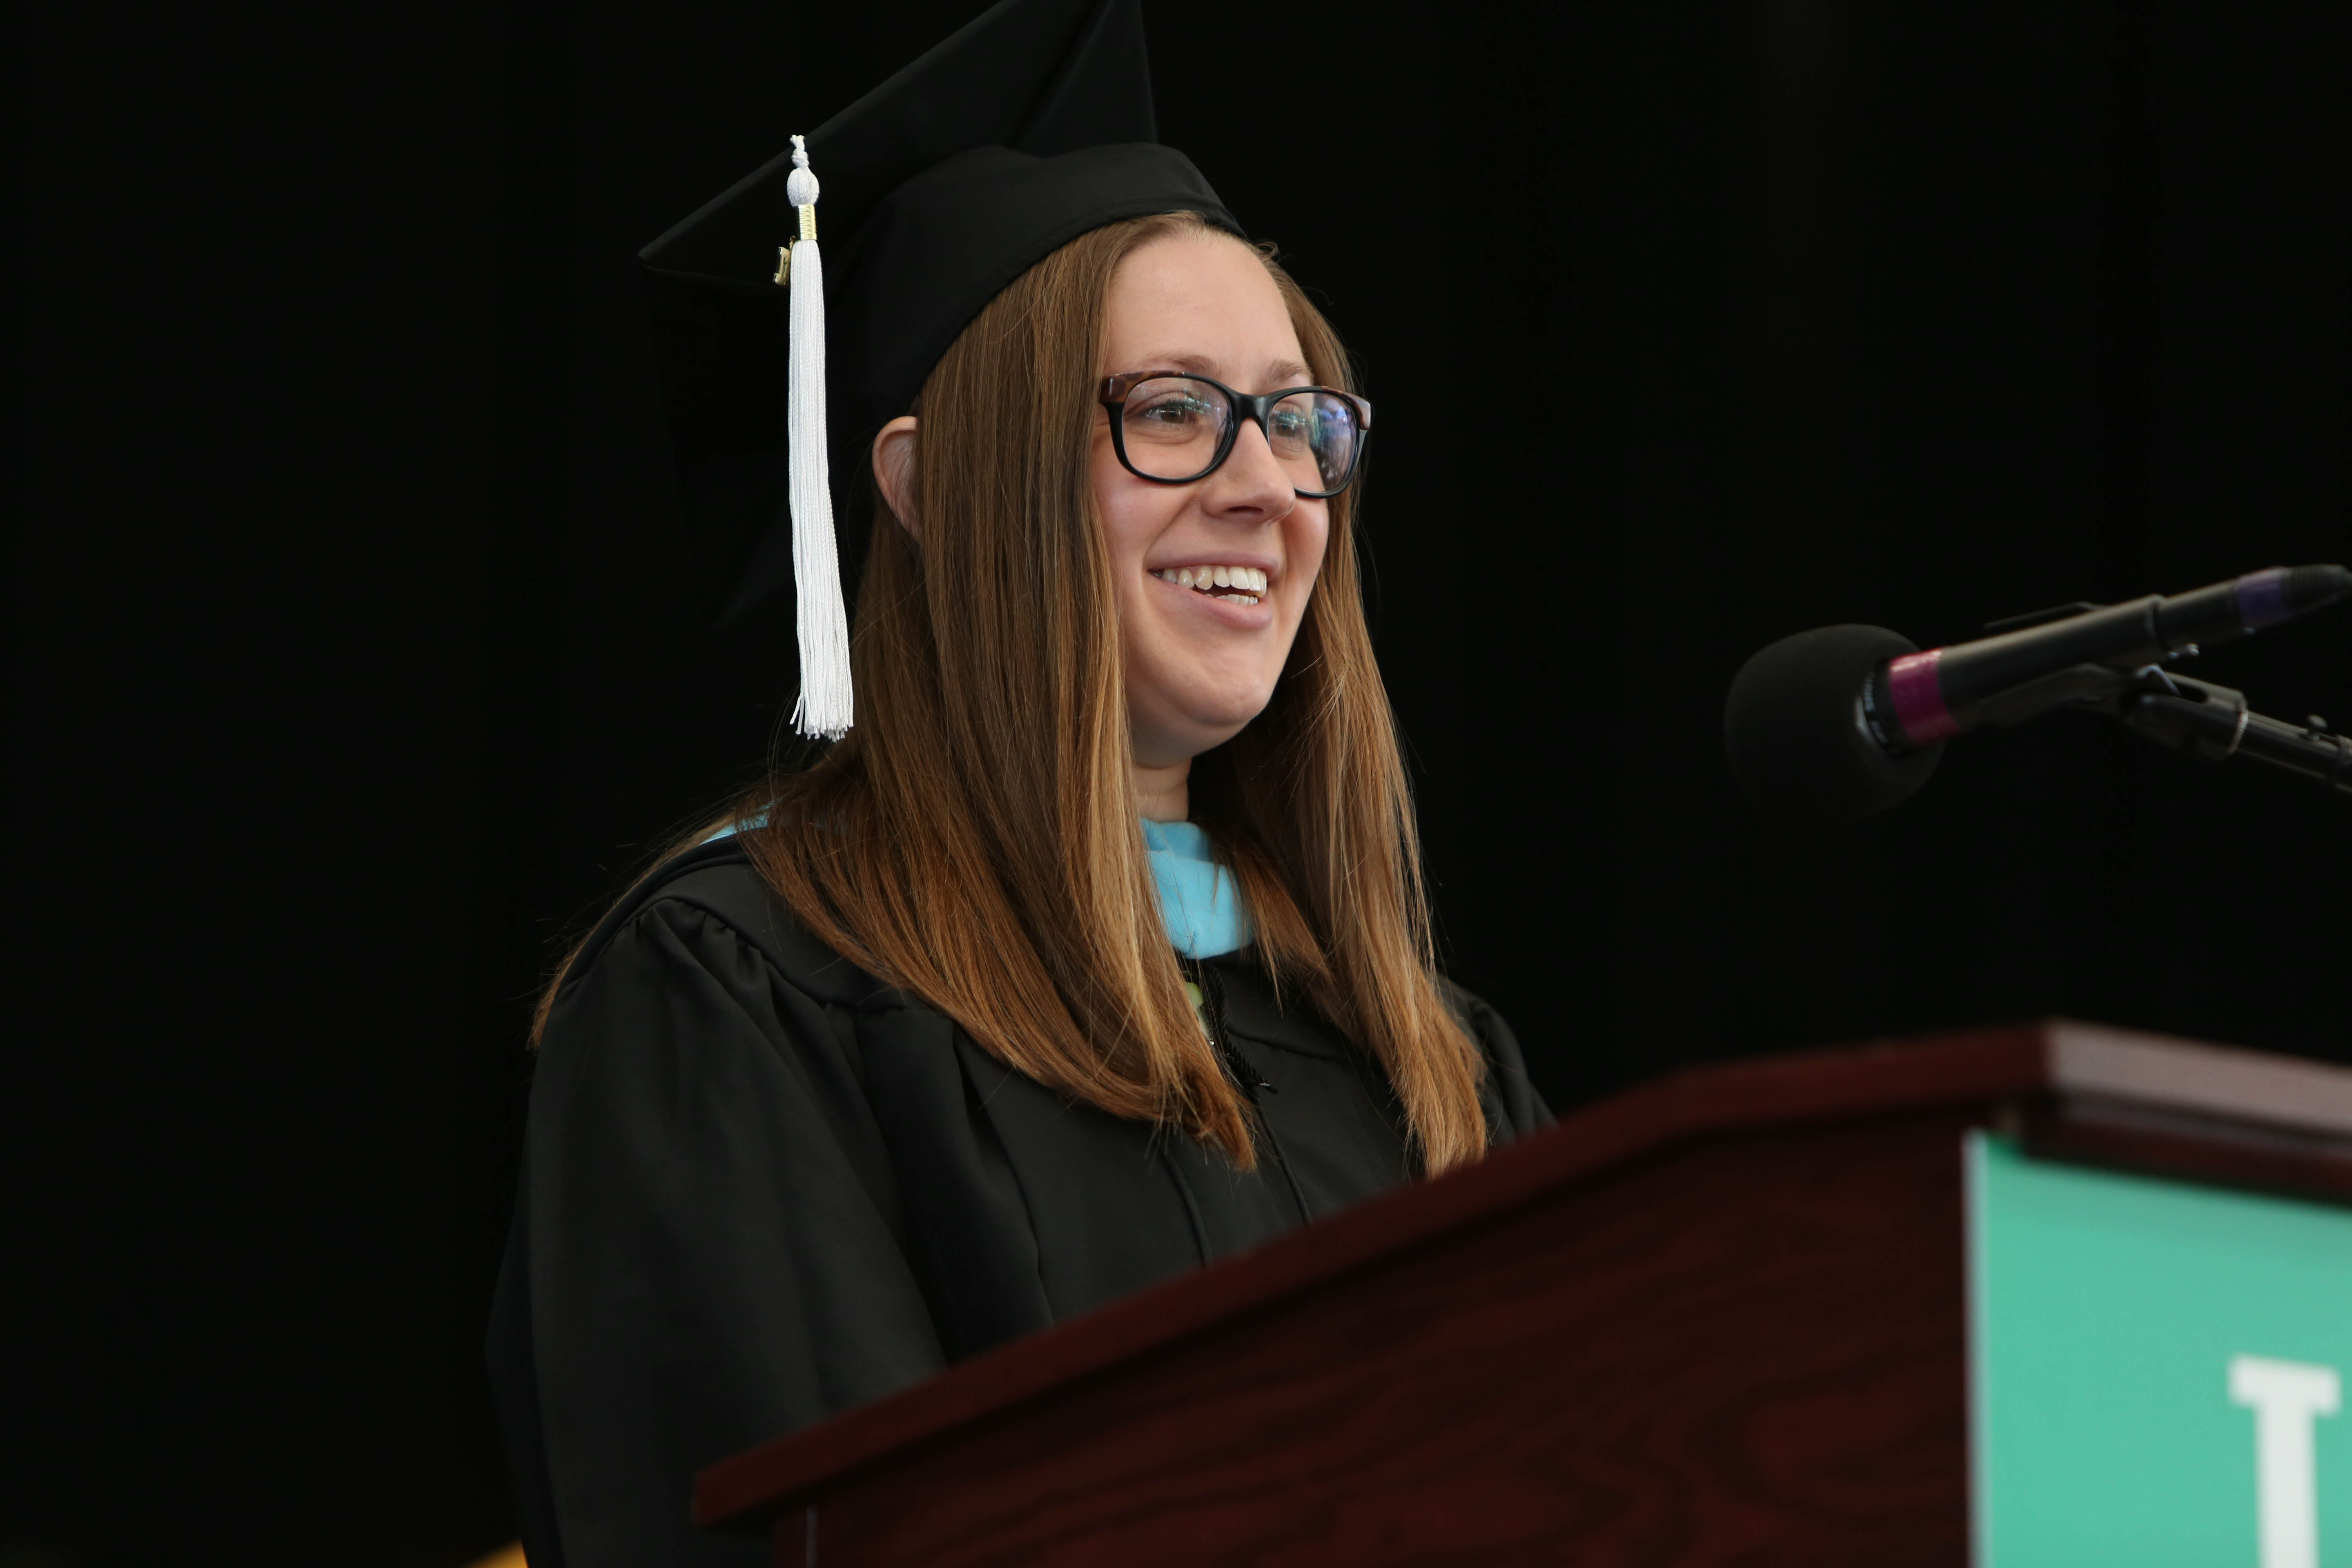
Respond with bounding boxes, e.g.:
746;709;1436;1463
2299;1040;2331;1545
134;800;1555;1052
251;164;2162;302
1723;565;2352;826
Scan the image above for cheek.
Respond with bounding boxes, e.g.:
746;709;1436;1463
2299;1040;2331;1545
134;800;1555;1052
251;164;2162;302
1092;445;1184;573
1286;505;1332;607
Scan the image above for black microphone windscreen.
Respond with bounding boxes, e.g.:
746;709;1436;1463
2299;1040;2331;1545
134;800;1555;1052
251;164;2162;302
1724;625;1944;827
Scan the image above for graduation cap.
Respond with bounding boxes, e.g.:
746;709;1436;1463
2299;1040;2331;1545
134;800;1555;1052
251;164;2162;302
641;0;1244;738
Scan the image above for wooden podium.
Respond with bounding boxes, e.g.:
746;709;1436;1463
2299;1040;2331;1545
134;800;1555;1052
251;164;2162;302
693;1021;2352;1565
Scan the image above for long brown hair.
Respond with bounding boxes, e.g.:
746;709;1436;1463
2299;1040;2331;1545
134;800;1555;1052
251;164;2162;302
547;213;1490;1174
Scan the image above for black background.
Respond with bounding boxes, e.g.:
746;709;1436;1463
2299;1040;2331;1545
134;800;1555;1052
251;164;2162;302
6;1;2346;1563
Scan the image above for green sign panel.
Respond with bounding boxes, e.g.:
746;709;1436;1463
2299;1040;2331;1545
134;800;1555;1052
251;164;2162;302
1970;1132;2352;1568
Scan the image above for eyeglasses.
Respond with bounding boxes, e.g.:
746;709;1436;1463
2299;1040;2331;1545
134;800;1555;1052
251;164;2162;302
1099;371;1372;498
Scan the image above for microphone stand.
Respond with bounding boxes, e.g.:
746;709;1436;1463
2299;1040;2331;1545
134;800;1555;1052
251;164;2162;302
2077;669;2352;798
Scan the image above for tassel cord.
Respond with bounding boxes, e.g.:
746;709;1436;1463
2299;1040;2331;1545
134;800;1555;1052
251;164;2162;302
783;135;854;739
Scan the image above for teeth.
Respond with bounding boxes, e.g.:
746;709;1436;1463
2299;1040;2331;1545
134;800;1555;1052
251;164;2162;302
1153;565;1271;598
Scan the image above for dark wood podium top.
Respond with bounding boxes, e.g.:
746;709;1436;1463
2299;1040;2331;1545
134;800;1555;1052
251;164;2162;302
695;1018;2352;1539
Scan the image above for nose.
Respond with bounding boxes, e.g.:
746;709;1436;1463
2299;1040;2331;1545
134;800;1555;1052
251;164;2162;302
1203;416;1296;523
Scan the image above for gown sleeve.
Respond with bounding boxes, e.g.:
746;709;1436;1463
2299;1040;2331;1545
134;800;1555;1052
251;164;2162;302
1442;979;1555;1140
510;897;949;1568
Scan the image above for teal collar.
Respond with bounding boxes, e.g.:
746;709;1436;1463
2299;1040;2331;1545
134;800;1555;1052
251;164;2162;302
1142;817;1253;960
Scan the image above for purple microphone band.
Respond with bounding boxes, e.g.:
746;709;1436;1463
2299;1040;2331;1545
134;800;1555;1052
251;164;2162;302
2234;568;2293;630
1888;649;1962;745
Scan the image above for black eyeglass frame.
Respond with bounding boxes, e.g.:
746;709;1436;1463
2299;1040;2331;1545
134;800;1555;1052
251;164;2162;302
1098;371;1374;499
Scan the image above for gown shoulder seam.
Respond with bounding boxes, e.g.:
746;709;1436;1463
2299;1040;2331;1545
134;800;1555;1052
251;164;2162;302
631;888;920;1014
557;837;912;1015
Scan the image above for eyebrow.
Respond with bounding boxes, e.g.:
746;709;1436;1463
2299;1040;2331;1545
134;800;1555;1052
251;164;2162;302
1138;350;1316;386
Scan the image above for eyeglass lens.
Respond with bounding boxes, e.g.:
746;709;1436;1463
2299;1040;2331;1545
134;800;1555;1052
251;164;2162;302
1119;377;1360;493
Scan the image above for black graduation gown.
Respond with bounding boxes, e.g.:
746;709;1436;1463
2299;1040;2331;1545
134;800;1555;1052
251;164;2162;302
486;836;1549;1568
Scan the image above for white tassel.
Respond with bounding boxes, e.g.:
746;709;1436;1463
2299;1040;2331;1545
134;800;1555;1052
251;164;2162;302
781;135;853;739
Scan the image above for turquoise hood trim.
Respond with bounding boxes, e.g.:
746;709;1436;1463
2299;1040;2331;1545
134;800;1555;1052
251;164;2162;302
1141;817;1253;960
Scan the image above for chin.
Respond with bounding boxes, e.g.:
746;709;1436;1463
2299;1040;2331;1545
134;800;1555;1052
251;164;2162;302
1183;692;1277;742
1129;641;1285;742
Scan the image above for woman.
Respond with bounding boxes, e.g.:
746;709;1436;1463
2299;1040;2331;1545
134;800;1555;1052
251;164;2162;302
488;3;1547;1564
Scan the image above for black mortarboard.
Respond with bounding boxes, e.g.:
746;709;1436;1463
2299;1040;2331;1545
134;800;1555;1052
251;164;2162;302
640;0;1243;736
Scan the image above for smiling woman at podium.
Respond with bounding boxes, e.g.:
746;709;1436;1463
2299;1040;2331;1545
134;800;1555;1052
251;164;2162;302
485;1;1548;1563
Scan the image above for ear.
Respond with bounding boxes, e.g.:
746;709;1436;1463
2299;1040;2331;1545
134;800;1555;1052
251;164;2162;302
871;416;920;539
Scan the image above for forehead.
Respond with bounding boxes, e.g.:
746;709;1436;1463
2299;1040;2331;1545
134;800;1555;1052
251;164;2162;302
1101;232;1307;381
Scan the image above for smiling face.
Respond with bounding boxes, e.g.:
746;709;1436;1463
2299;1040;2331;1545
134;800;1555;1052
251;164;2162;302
1094;232;1331;771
